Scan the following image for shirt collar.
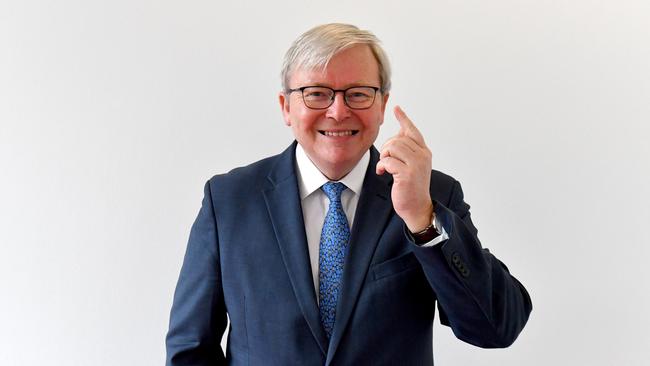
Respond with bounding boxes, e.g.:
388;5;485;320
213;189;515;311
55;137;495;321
295;143;369;200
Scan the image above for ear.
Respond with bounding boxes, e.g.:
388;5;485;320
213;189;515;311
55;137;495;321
379;92;390;125
279;92;291;126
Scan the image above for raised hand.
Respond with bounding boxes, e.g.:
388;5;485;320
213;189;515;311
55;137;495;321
376;106;434;232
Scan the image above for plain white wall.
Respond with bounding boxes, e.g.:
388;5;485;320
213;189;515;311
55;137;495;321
1;0;649;365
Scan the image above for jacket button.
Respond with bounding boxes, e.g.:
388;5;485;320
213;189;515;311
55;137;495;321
451;252;470;277
461;268;470;277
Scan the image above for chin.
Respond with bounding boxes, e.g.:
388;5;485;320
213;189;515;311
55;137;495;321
323;151;362;168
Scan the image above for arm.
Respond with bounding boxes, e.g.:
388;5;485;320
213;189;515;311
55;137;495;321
166;181;227;365
411;179;532;348
378;106;531;347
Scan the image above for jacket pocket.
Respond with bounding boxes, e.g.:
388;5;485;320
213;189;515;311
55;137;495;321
371;252;420;281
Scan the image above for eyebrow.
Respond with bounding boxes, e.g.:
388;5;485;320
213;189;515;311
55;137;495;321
303;81;379;88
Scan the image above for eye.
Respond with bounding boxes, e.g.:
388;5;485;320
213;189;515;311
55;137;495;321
305;91;326;98
303;87;333;102
349;92;371;98
347;90;374;101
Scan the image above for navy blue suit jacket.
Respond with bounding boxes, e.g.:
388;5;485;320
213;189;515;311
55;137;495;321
166;142;532;365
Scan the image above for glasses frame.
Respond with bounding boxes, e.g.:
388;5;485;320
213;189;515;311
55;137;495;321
286;85;381;110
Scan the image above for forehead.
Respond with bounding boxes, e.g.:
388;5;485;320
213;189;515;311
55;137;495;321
290;45;381;88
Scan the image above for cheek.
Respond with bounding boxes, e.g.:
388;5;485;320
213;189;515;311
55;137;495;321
294;112;320;131
361;114;383;132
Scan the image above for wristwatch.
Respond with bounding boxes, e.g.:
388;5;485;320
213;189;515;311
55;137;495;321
410;213;441;245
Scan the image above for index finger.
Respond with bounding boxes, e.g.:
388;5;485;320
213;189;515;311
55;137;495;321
394;105;426;147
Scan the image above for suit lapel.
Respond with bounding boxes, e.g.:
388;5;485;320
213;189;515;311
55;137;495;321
262;142;329;355
326;147;394;364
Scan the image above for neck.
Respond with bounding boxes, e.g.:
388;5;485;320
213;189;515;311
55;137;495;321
313;157;361;182
321;167;351;181
296;144;367;182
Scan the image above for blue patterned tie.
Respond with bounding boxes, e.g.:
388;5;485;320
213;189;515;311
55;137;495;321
319;182;350;339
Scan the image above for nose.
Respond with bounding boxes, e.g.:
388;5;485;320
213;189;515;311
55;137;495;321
325;92;351;121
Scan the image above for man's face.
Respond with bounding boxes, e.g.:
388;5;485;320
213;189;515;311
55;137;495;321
279;45;389;179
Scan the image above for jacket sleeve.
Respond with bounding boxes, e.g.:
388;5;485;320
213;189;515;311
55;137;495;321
166;180;227;365
411;179;532;348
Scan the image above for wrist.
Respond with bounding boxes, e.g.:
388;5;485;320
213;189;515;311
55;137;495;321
405;201;434;233
407;207;441;245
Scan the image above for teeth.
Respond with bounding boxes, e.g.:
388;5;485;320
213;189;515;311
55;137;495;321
323;130;354;137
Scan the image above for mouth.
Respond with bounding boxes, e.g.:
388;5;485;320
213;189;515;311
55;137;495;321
318;130;359;137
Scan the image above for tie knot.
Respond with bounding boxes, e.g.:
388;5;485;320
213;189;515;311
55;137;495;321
321;182;346;202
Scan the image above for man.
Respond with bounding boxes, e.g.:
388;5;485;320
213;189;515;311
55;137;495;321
166;23;532;365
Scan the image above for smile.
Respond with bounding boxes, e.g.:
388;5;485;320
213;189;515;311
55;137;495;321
318;130;359;136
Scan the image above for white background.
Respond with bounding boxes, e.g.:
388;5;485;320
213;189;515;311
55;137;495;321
1;1;649;365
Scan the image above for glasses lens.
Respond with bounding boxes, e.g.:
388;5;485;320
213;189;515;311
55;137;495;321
345;87;376;109
302;87;334;109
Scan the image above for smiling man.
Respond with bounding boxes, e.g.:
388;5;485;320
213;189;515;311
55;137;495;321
280;44;386;182
166;23;532;366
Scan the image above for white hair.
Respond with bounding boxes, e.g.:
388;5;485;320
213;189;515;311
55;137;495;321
281;23;391;93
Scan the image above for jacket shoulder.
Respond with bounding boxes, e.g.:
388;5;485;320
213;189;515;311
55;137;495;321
206;151;285;195
429;169;461;205
430;169;457;186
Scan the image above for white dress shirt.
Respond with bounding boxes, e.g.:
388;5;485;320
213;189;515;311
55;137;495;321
294;144;448;299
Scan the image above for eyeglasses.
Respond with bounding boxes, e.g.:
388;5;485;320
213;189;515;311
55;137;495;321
286;86;381;110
